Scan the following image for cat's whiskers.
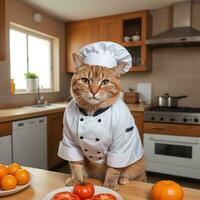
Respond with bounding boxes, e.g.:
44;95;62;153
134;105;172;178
71;64;122;111
75;95;85;102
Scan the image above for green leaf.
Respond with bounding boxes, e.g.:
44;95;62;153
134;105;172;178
24;72;38;78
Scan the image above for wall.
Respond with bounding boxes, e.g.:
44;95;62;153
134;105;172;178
1;1;199;108
121;5;200;107
0;0;71;108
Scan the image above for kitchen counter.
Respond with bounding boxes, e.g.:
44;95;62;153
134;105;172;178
127;103;149;112
2;167;200;200
0;102;67;122
0;101;148;123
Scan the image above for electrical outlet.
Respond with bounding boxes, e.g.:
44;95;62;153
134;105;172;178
0;94;5;104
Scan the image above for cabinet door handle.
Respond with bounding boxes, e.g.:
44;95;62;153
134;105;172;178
39;119;45;123
18;122;24;127
151;126;165;130
150;137;199;145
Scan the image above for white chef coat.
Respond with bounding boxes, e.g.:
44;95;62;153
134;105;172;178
58;98;144;168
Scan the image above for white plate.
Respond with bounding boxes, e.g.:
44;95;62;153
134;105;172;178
0;173;33;197
43;185;123;200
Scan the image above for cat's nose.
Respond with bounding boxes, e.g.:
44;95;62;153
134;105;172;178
91;91;97;96
90;86;98;96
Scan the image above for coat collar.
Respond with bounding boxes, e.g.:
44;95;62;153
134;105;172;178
77;105;110;116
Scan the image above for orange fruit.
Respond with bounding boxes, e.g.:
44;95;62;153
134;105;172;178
8;163;21;175
14;169;30;185
0;175;17;190
0;165;8;180
151;180;184;200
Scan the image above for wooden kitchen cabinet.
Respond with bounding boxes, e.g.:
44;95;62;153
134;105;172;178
121;10;152;72
0;0;6;60
0;122;12;136
65;17;121;73
93;17;122;43
47;112;64;169
144;122;200;137
132;112;144;142
65;10;152;73
66;21;96;73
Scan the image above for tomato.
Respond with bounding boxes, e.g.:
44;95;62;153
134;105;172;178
52;192;80;200
73;182;95;200
151;180;184;200
91;193;117;200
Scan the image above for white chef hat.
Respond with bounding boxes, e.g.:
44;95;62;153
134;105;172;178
80;41;132;73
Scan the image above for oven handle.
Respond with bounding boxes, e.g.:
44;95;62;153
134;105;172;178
149;137;199;145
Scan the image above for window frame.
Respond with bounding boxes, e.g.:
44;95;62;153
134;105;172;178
10;24;54;93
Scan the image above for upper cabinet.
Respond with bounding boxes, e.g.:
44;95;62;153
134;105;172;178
93;16;122;43
121;11;152;72
65;10;152;73
66;21;95;73
0;0;6;60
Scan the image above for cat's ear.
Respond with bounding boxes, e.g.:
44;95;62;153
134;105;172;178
111;62;127;78
72;53;84;69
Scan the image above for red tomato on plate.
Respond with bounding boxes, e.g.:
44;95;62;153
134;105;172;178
52;192;80;200
73;182;95;200
91;193;117;200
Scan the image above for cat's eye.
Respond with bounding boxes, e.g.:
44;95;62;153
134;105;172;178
81;78;90;85
100;79;110;86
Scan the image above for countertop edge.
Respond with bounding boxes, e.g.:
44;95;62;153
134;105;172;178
0;106;66;123
0;102;149;123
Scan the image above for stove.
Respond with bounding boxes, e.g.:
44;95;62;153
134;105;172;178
144;107;200;125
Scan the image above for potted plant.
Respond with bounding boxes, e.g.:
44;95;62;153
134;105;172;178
24;72;38;92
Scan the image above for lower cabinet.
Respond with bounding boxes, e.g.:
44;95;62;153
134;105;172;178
0;135;12;164
47;112;64;169
132;112;144;143
0;122;12;164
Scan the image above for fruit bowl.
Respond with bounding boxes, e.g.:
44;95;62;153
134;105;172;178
0;173;33;197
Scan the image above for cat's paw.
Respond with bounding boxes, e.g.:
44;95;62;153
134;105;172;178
119;176;129;185
65;177;77;186
103;181;119;191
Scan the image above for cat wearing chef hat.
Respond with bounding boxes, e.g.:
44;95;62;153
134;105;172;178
58;41;146;190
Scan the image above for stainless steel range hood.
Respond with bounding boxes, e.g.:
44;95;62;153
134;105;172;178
146;1;200;47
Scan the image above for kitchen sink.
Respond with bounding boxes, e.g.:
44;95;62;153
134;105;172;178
31;103;53;108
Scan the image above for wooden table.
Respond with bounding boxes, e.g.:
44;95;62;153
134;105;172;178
2;167;200;200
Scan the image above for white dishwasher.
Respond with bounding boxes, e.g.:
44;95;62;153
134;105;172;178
12;116;47;169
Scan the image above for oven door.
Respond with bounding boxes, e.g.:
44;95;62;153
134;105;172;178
144;133;200;169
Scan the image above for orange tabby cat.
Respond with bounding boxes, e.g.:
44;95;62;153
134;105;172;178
64;53;146;190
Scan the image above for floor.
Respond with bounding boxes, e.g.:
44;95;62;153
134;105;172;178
52;161;200;190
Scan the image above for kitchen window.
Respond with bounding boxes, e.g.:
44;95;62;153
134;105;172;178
9;23;60;93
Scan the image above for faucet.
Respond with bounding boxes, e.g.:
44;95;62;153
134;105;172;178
36;84;45;105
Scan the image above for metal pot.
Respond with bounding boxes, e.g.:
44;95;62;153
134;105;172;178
156;93;187;107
